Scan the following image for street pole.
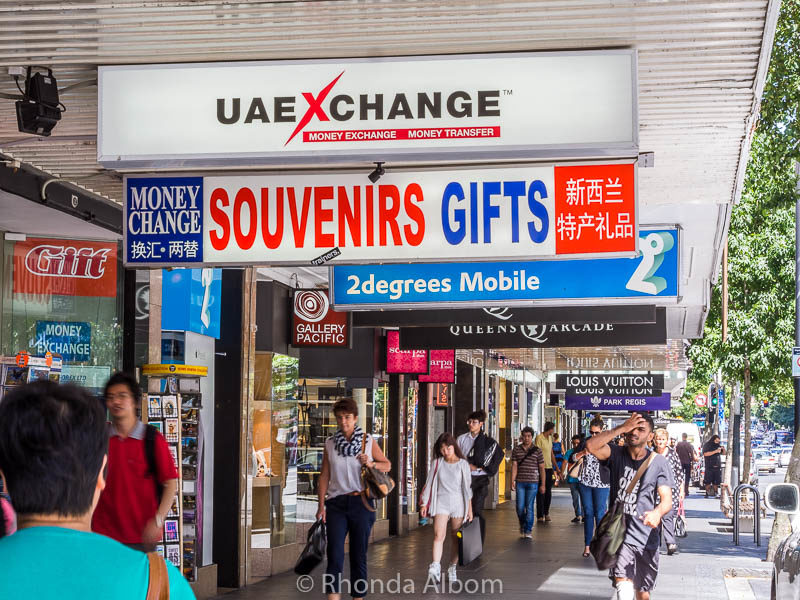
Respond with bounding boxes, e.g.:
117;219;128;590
795;162;800;436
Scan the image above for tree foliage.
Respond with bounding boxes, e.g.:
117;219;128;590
676;0;799;417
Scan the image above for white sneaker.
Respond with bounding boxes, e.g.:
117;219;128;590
447;564;457;583
524;532;533;538
428;562;441;583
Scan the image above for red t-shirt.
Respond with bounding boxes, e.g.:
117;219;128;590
92;421;178;544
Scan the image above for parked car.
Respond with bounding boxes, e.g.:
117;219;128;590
754;450;778;474
767;483;800;599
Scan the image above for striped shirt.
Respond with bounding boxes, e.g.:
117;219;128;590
512;444;544;483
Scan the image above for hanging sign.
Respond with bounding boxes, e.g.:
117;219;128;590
331;229;676;309
793;347;800;377
290;289;351;348
419;350;456;383
564;392;671;411
99;50;637;168
386;330;428;374
124;163;637;266
398;308;665;350
556;373;664;397
13;238;118;297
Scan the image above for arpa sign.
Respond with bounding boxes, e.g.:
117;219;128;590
98;50;637;167
123;163;637;266
13;238;117;297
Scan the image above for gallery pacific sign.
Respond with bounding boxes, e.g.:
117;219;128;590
397;308;666;350
564;393;671;412
290;289;350;348
123;163;638;267
13;238;118;298
556;373;664;397
98;50;637;167
331;229;677;308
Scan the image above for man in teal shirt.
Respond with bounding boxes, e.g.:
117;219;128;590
0;380;194;599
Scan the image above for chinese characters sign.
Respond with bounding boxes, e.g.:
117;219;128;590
386;330;428;374
126;177;203;264
13;238;117;297
124;163;637;267
554;163;636;254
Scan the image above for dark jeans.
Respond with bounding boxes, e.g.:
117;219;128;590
662;509;676;546
324;494;376;597
536;468;554;518
515;481;539;533
471;475;490;542
681;463;692;495
578;483;610;546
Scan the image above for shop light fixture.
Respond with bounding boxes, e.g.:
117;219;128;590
367;161;385;183
14;66;64;137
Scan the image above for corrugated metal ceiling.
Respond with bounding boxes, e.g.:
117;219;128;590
0;0;777;206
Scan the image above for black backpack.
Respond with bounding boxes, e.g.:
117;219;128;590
144;424;164;502
469;432;504;477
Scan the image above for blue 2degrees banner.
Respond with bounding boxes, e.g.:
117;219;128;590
330;228;679;308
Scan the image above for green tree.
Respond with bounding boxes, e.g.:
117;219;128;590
674;0;800;560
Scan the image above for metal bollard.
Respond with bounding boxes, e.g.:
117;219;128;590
732;483;761;546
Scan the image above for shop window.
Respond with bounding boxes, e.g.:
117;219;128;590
0;237;123;396
251;352;299;549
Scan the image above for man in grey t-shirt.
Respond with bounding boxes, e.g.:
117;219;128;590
586;413;673;600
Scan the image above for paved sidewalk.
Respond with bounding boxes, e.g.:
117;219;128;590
215;488;772;599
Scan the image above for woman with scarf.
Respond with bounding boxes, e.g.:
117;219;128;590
654;427;684;555
317;398;391;600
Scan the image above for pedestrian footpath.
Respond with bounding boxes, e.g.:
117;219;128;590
214;488;772;599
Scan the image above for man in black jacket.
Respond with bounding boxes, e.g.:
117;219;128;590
457;410;501;543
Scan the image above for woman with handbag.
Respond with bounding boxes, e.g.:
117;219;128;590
653;428;684;555
317;398;391;600
562;434;584;524
419;432;473;585
572;417;611;558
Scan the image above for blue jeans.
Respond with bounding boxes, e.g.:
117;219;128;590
324;494;376;597
515;482;539;533
578;484;610;546
568;481;582;517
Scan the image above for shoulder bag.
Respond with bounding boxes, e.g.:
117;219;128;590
360;433;396;512
294;518;327;575
567;455;585;480
589;452;656;570
145;552;170;600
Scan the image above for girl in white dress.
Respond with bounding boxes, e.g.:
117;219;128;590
419;432;473;584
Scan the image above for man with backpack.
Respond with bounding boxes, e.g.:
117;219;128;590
92;372;178;552
457;410;503;543
585;413;674;600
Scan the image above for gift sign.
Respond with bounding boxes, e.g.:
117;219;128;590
13;238;117;297
419;350;455;383
386;330;428;374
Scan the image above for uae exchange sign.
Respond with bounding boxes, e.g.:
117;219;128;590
99;50;636;167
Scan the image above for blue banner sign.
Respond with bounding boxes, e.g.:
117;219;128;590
126;177;203;264
162;268;222;339
330;229;678;308
34;321;91;362
565;392;671;412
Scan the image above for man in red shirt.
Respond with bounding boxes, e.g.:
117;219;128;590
92;372;178;552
